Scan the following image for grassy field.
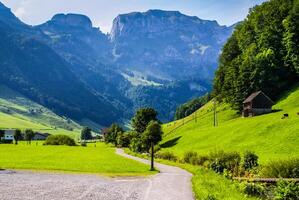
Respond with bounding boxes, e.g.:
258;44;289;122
0;142;154;176
162;85;299;164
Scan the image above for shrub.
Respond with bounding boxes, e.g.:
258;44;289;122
129;137;143;153
155;151;178;162
240;182;265;197
44;135;76;146
117;132;131;147
80;142;87;147
205;194;218;200
209;151;241;175
243;151;259;170
183;151;198;164
274;180;299;200
261;159;299;178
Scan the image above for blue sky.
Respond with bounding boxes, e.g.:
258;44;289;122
2;0;266;33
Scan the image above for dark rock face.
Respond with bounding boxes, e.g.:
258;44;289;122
50;14;93;30
38;13;110;64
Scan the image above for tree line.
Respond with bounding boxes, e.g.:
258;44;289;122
174;93;211;120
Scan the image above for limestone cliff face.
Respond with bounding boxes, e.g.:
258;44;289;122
110;10;235;80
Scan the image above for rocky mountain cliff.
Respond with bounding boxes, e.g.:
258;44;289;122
110;10;234;81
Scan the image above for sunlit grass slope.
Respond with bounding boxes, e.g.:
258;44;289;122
0;142;154;176
0;85;81;138
162;85;299;164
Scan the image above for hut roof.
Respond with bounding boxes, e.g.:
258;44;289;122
243;91;274;104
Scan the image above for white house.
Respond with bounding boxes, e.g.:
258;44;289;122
4;130;14;141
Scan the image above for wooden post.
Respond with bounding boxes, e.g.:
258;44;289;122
150;142;154;171
214;99;218;127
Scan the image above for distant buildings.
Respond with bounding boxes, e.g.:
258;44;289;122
0;129;50;143
243;91;274;117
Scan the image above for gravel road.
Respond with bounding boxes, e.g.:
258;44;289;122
0;150;194;200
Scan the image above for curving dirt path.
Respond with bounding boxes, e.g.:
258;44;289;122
0;150;194;200
116;148;194;200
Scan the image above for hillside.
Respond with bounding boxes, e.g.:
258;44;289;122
0;85;81;138
161;85;299;164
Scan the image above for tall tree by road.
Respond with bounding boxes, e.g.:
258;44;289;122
132;108;158;134
142;121;163;170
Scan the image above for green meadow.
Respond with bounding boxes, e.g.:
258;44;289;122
0;85;81;138
162;85;299;164
0;142;154;176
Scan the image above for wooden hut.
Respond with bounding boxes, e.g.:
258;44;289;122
242;91;274;117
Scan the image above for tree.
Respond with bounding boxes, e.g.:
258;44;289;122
116;132;131;147
81;127;92;142
104;123;124;146
132;108;158;134
14;129;22;145
24;129;35;144
0;130;4;142
142;121;163;170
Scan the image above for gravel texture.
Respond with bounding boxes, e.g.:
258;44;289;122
0;150;194;200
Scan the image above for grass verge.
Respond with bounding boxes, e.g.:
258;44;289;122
124;149;257;200
0;142;155;177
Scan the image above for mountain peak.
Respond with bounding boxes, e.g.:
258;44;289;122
110;9;223;41
0;1;27;28
51;13;93;29
0;1;8;9
145;9;182;16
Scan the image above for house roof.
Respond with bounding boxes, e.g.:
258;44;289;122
35;132;50;137
4;130;15;135
243;91;274;104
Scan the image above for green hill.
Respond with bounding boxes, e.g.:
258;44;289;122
0;85;81;138
161;85;299;164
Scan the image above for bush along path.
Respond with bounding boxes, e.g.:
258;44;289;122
116;149;194;200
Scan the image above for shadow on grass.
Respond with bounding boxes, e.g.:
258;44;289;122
272;109;283;113
160;136;182;148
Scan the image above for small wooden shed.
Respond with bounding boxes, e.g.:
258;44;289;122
242;91;274;117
